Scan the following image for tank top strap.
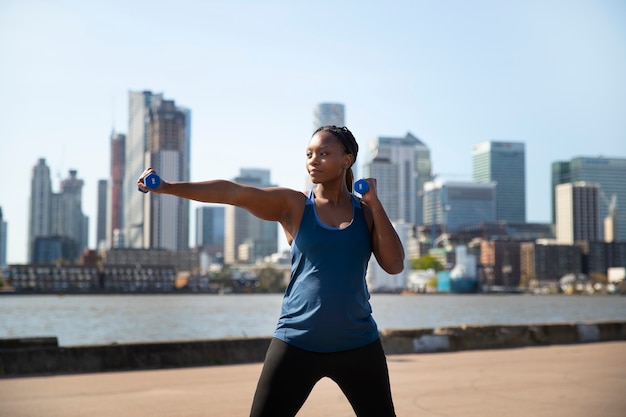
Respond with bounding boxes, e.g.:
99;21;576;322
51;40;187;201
351;193;363;209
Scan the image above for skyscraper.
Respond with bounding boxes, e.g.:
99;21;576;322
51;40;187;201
124;91;159;249
55;170;89;260
414;139;432;225
108;132;125;248
224;169;277;264
423;180;497;236
96;179;107;249
123;90;191;250
359;133;429;291
196;206;225;256
144;97;191;251
555;182;600;244
28;162;88;263
313;103;345;129
362;133;430;224
552;156;626;242
472;141;526;223
28;158;52;263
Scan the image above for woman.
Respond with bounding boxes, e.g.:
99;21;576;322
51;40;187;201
138;125;404;416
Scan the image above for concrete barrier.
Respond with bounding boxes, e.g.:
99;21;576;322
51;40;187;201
1;321;624;377
0;338;271;377
379;321;626;354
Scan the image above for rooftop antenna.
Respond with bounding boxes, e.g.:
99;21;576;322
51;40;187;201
110;94;117;136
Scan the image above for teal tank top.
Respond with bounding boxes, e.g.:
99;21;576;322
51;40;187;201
274;190;379;352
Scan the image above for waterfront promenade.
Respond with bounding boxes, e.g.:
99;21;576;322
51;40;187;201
1;341;624;417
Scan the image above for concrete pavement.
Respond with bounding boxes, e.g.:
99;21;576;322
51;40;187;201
1;341;624;417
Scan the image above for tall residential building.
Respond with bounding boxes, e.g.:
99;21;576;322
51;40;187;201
28;158;52;262
123;90;191;250
423;180;497;237
555;182;600;244
108;132;125;248
362;133;429;225
313;103;345;130
472;141;526;223
123;90;162;249
552;156;626;242
224;169;277;264
55;170;89;261
0;207;7;268
144;97;191;251
28;163;88;264
414;139;432;225
196;206;225;256
96;179;107;249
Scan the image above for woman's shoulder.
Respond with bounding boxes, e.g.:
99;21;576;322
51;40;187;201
275;187;308;201
265;186;307;197
264;186;308;211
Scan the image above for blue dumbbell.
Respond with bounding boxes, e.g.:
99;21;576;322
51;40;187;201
138;172;161;193
354;179;369;194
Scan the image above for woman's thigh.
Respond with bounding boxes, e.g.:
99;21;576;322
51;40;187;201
326;339;396;417
249;338;322;417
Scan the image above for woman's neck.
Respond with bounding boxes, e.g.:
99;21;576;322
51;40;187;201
314;184;351;205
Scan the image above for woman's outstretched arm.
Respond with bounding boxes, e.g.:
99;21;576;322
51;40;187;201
137;169;305;238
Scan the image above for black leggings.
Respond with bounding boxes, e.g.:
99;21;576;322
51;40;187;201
249;338;396;417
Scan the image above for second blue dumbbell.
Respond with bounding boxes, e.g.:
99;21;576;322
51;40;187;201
354;179;369;194
139;172;161;193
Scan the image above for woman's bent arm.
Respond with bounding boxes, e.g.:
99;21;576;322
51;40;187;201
358;179;405;274
366;199;405;274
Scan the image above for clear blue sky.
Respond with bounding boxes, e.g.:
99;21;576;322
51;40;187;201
1;0;625;264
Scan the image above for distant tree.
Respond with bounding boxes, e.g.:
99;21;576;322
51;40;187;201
410;254;444;272
213;264;234;288
258;266;285;293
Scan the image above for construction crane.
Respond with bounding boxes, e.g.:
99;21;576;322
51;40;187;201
600;190;618;242
608;193;618;217
600;190;618;217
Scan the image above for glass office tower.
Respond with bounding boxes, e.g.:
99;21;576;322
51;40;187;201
472;141;526;223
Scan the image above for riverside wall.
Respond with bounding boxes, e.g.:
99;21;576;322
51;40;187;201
1;321;625;377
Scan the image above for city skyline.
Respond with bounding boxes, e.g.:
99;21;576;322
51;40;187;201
1;0;625;264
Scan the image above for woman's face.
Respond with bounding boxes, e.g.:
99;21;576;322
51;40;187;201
306;130;352;184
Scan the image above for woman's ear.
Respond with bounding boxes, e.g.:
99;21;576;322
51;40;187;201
344;154;353;168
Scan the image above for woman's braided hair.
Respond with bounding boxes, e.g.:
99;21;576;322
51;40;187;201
312;125;359;192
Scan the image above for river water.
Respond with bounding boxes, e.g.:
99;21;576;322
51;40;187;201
1;294;624;346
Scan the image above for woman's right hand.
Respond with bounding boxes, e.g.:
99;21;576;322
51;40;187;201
137;168;159;193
